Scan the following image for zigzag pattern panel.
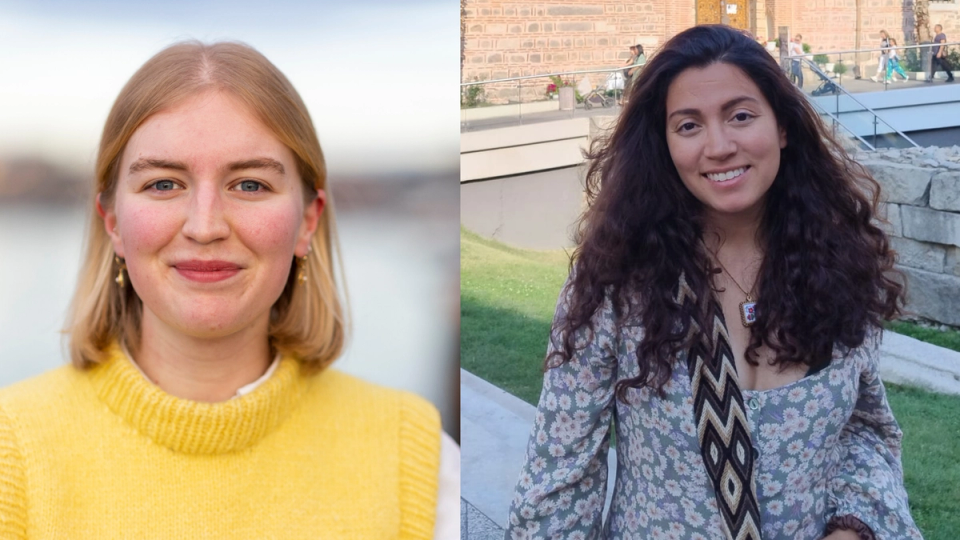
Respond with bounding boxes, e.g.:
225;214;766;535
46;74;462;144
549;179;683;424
675;274;761;540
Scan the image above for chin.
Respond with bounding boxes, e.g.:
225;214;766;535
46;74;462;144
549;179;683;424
167;304;256;339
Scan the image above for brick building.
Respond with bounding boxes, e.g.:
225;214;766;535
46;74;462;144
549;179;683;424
461;0;960;102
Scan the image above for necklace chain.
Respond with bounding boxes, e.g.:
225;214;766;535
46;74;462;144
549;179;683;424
712;256;756;300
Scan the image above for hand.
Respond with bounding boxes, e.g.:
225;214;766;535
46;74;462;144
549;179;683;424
821;530;861;540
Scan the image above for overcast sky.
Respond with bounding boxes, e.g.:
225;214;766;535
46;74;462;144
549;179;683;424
0;0;457;176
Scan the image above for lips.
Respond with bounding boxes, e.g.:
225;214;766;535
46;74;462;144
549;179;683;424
173;260;242;283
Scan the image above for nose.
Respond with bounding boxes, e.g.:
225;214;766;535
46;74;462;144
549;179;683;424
181;182;231;244
703;122;736;162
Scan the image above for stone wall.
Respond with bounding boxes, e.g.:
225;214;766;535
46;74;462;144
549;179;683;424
462;0;960;103
859;145;960;327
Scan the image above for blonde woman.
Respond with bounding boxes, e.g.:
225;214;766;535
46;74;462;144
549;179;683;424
0;41;453;538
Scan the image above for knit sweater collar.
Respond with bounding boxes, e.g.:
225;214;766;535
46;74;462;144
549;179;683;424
89;344;307;455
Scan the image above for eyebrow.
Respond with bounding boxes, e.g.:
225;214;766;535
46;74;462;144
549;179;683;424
128;157;285;176
667;96;760;121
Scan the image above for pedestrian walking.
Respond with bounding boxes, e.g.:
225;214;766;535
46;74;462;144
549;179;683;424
927;24;955;82
886;37;910;82
870;30;891;82
505;25;922;540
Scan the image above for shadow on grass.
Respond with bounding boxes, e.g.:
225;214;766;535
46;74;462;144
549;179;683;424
461;294;552;406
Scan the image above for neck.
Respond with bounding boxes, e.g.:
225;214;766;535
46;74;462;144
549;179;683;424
702;205;765;255
134;308;272;403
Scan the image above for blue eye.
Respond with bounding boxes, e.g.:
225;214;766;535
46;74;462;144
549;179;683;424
153;180;177;191
237;180;264;192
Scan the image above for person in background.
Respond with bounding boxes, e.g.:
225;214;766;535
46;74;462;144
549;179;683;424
627;44;647;87
870;30;891;82
788;33;804;88
927;24;955;83
0;40;456;539
623;44;638;79
885;37;910;82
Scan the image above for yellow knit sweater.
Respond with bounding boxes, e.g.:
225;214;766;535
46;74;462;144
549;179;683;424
0;347;441;539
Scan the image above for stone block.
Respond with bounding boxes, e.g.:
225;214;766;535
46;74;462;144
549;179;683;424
509;25;522;33
930;171;960;212
861;161;932;206
901;206;960;248
548;39;560;48
496;39;519;50
546;5;604;16
486;53;503;63
527;23;539;32
890;236;945;273
558;22;593;32
876;203;902;237
486;24;507;34
898;265;960;326
543;23;553;32
946;247;960;277
529;53;541;63
509;54;526;63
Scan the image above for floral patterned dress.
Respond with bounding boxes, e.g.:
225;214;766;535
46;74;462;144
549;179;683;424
505;281;923;540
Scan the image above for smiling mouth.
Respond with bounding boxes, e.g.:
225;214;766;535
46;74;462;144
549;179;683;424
704;166;750;183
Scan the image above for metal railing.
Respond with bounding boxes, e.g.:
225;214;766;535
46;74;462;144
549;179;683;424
460;40;957;132
787;40;960;89
802;59;919;150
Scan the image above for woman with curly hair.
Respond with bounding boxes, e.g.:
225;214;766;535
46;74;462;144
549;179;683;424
506;25;921;540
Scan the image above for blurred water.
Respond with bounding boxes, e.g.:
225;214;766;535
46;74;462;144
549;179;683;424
0;202;458;432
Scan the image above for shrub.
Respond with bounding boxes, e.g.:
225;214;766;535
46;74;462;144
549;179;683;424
461;80;486;108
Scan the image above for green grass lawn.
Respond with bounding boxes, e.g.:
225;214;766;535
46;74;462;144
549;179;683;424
462;228;960;539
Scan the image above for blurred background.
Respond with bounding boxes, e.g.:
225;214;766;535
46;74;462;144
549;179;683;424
0;0;460;439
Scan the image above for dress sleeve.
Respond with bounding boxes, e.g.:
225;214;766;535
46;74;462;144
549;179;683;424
0;404;26;539
505;278;618;540
824;328;923;540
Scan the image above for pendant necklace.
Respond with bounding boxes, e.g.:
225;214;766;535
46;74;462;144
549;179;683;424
713;256;758;327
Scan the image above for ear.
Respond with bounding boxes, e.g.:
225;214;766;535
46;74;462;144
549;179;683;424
96;193;125;258
296;189;326;257
778;126;787;150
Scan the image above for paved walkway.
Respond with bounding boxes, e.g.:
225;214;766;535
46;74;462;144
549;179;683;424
460;330;960;539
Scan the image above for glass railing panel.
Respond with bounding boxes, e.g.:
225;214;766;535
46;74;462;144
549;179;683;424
461;68;629;132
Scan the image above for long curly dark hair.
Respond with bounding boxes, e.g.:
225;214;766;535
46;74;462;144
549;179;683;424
554;25;903;399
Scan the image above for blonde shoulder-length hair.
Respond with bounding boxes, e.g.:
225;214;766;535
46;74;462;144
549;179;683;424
66;40;347;371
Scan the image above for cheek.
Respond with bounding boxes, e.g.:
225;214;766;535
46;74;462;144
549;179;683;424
235;202;304;261
117;203;181;257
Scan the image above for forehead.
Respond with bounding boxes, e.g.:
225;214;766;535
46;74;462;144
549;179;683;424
121;91;293;170
665;63;769;114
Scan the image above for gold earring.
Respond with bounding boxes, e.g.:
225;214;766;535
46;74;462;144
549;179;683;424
296;254;309;284
115;256;126;288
